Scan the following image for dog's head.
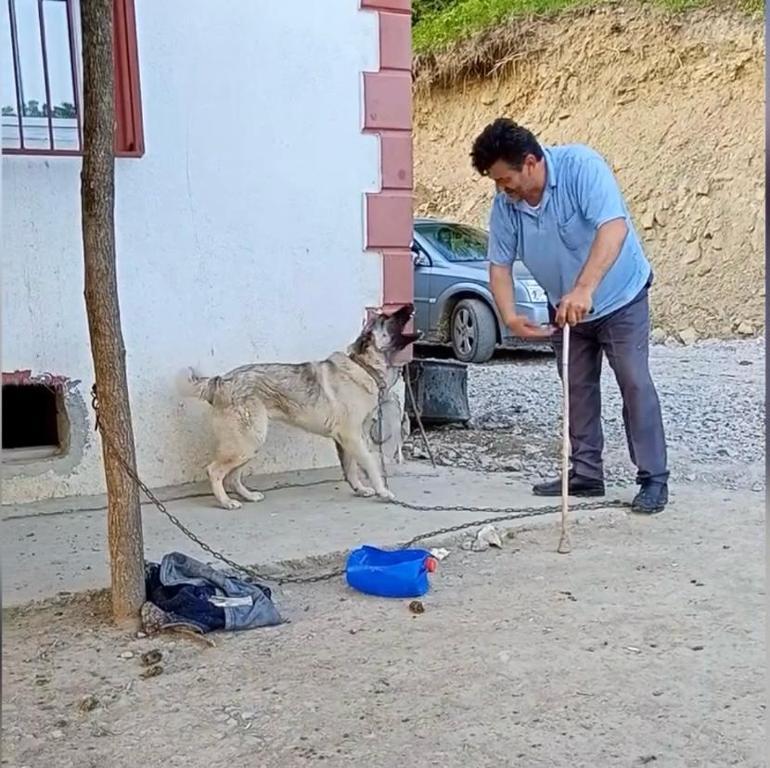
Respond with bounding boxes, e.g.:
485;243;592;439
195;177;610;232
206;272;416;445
350;303;422;360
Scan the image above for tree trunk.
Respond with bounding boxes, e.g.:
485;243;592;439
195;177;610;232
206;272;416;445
80;0;145;624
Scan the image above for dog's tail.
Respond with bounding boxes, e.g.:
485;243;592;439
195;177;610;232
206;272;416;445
175;367;222;405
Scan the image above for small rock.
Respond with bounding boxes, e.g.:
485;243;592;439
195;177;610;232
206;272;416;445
737;322;754;336
696;261;712;277
695;181;711;196
140;664;163;679
683;243;701;264
653;210;667;227
471;524;503;551
119;651;135;660
408;600;425;615
678;327;698;346
51;730;65;740
78;695;100;713
641;211;655;230
141;649;163;666
650;327;666;345
690;645;705;652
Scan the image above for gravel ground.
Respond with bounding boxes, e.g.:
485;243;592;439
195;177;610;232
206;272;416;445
406;338;765;493
2;487;764;768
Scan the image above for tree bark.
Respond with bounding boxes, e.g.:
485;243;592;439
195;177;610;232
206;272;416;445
80;0;145;623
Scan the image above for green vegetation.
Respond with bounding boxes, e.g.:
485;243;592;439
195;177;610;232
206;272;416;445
412;0;764;54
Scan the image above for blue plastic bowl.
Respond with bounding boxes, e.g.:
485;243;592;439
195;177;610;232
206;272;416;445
345;545;432;598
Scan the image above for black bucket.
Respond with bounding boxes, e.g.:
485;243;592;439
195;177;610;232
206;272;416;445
404;358;471;427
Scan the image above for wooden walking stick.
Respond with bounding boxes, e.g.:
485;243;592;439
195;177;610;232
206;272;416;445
557;322;572;554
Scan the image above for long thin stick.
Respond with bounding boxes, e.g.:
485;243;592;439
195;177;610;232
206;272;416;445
557;323;572;554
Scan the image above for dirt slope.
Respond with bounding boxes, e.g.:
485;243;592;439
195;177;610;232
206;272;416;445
413;5;764;341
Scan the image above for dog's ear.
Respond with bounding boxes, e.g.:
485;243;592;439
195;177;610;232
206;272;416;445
383;304;415;335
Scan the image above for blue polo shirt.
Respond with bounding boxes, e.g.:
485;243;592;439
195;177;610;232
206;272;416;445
487;144;651;320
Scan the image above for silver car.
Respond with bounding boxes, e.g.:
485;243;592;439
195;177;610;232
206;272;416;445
412;217;550;363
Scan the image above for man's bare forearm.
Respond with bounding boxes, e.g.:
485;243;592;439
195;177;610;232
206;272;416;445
489;263;517;323
575;218;628;292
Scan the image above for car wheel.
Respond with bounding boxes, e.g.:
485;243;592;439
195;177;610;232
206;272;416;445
450;298;497;363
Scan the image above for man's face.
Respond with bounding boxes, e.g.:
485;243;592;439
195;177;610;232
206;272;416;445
488;155;542;204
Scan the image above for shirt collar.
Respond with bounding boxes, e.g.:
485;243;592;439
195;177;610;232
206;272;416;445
543;146;558;188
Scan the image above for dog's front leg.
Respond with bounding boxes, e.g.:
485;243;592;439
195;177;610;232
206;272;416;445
335;441;376;498
344;437;394;501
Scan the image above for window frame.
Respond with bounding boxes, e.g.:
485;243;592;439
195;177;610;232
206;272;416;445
2;0;144;158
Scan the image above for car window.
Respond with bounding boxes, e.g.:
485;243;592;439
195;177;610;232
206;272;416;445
418;224;488;263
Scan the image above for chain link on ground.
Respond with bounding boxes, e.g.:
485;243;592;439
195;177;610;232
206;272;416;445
90;384;629;586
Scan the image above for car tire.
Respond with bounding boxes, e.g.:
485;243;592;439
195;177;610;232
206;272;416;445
450;298;497;363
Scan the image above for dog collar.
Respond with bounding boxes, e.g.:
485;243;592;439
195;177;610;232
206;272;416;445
351;356;387;392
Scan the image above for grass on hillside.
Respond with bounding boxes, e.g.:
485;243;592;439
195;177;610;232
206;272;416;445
412;0;764;54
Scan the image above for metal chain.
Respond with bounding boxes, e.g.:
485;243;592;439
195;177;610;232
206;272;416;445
90;383;629;587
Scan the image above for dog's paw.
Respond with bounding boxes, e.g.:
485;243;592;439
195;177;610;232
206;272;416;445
238;489;265;503
377;489;396;502
220;498;242;510
354;486;376;498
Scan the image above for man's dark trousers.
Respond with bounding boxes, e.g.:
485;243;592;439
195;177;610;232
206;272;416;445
549;279;669;486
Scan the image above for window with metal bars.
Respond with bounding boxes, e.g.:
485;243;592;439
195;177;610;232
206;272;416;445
1;0;143;156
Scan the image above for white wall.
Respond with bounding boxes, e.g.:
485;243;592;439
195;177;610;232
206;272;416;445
2;0;382;504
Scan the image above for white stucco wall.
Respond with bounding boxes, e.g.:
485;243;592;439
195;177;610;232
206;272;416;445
2;0;382;504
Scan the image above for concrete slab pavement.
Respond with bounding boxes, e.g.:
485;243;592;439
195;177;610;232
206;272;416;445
2;462;646;606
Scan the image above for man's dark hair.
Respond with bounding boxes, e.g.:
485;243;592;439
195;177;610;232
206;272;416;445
470;118;543;175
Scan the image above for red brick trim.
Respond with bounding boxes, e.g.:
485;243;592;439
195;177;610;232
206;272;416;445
361;0;411;11
2;370;70;387
360;0;413;319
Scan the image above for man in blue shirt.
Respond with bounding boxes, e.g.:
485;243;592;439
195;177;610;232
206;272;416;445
471;118;668;514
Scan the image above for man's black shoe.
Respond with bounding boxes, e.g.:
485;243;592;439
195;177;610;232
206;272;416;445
532;470;605;497
632;482;668;514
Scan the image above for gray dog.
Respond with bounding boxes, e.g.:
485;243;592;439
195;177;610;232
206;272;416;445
177;304;420;510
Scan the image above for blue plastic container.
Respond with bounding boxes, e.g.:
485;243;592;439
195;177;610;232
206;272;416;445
345;545;433;598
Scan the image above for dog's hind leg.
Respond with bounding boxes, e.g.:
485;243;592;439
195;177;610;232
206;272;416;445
228;464;265;503
335;440;375;498
207;457;248;510
207;405;267;510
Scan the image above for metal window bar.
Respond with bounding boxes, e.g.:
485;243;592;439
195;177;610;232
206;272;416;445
3;0;82;154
